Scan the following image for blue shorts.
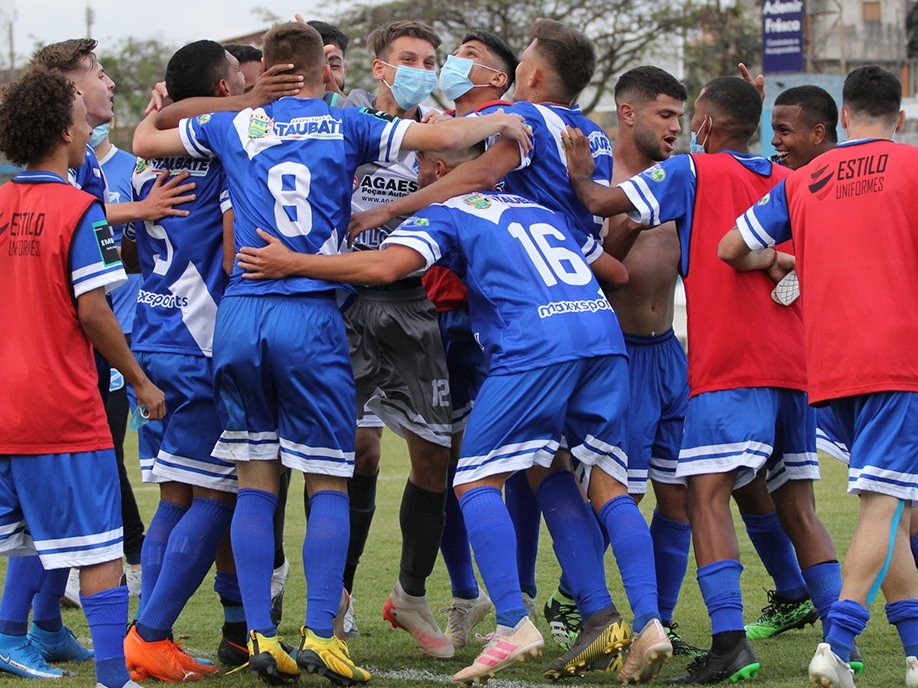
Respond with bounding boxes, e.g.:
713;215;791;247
212;294;356;477
678;387;819;492
0;451;122;568
830;392;918;501
816;406;850;464
136;351;236;492
456;355;629;487
439;308;487;432
623;330;688;493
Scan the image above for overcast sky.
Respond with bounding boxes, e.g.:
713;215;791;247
3;1;342;64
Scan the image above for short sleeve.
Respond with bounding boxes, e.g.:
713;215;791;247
70;202;127;297
618;155;696;227
736;180;792;250
345;108;412;167
382;205;456;270
180;113;219;159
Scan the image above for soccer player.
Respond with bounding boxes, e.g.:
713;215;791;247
340;20;457;657
596;65;705;659
234;141;633;685
132;21;530;686
721;65;918;688
224;44;264;94
0;66;165;688
564;75;841;684
121;40;248;683
306;20;349;102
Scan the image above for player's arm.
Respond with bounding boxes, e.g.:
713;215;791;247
590;252;629;289
562;126;635;217
222;209;235;276
133;114;189;159
236;228;426;284
348;136;522;243
77;287;165;419
718;228;794;283
719;183;795;282
401;111;532;155
106;171;196;223
150;64;305;130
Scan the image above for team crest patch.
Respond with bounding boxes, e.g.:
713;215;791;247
648;165;665;182
404;217;430;227
248;112;271;139
757;193;770;206
134;158;148;175
463;193;492;210
196;114;211;125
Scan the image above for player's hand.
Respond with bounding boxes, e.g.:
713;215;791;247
245;64;304;107
562;126;596;183
491;108;533;154
739;63;765;101
145;81;172;115
134;379;166;420
421;111;453;125
347;207;392;247
766;249;795;284
141;171;196;220
237;229;296;279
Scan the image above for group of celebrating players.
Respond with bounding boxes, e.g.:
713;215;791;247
0;10;916;688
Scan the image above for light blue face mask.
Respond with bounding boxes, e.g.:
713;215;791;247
89;122;111;148
689;117;710;155
381;62;438;110
438;55;501;101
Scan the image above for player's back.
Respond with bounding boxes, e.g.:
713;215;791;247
479;100;613;241
131;155;229;357
181;97;408;297
387;191;625;374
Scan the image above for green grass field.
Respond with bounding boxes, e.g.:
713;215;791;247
1;432;907;687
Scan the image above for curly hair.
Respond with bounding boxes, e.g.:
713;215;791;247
31;38;98;74
0;68;77;166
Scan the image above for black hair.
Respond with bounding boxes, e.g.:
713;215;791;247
842;65;901;127
460;30;518;88
698;76;762;141
306;20;350;53
0;68;77;166
775;85;839;143
224;43;262;64
166;40;231;102
615;66;687;105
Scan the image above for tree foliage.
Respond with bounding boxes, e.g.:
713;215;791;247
334;0;693;114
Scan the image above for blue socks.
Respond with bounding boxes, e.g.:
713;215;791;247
460;487;527;628
303;490;350;638
697;560;745;634
600;495;660;630
32;568;68;633
232;488;279;636
911;532;918;568
802;562;842;636
887;599;918;659
83;586;130;688
440;465;479;600
215;571;245;623
140;500;188;616
0;555;45;636
827;599;869;662
505;471;541;600
137;497;234;642
741;511;807;600
650;510;692;625
535;471;612;619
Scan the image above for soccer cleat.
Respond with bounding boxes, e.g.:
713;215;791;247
670;638;760;685
296;627;370;686
907;655;918;688
29;624;94;662
270;559;289;628
440;592;494;649
807;642;855;688
382;582;455;658
342;594;359;639
523;593;538;621
664;622;707;659
585;652;624;674
0;633;66;679
452;617;544;685
744;590;818;639
246;631;299;685
542;604;632;679
543;588;582;651
848;642;864;675
124;625;218;683
617;618;673;684
61;569;82;609
217;636;249;668
97;680;146;688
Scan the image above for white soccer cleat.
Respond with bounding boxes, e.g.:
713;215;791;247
808;642;855;688
452;617;544;685
907;655;918;688
440;592;493;649
382;582;455;658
